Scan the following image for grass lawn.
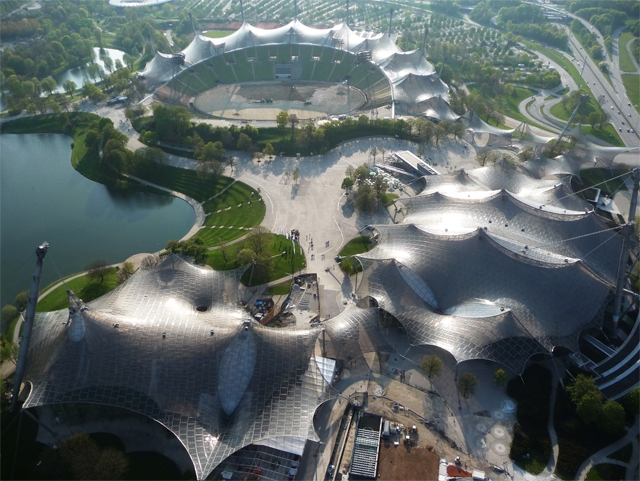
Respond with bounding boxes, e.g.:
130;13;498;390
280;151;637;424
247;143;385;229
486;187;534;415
549;94;603;122
524;40;586;90
585;464;626;481
36;268;121;312
582;124;624;147
619;33;638;73
206;234;306;286
197;182;266;247
576;166;630;197
467;85;537;125
545;95;556;101
268;280;293;296
338;236;372;275
621;74;639;113
3;314;21;343
203;30;233;38
557;87;570;95
381;192;399;206
132;165;266;247
608;443;632;462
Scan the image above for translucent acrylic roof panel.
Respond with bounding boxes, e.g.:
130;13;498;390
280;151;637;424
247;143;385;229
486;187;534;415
142;52;185;88
389;193;620;283
421;95;460;122
358;223;614;356
463;110;515;138
394;73;449;105
378;50;436;82
184;35;215;65
23;255;335;480
356;259;550;373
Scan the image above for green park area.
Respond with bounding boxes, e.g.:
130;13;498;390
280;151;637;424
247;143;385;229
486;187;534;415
618;33;638;73
467;84;538;126
338;236;372;275
207;232;306;286
621;74;639;113
203;30;233;38
36;268;120;312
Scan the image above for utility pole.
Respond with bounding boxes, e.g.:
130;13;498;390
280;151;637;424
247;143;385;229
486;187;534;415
611;169;639;334
11;242;49;412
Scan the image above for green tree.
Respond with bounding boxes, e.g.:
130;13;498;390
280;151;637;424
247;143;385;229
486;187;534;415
289;113;299;140
103;56;114;74
117;261;136;282
14;291;29;311
237;132;252;151
622;384;640;416
354;184;378;212
292;167;300;185
197;141;225;162
341;177;355;192
458;372;479;399
246;226;271;257
420;355;443;380
494;368;507;387
58;433;129;480
86;260;110;285
237;248;256;266
599;400;625;436
517;146;535;162
263;142;275;159
567;374;599;405
41;77;57;95
276;111;289;139
196;160;223;180
63;79;77;98
0;340;19;365
1;305;18;324
576;390;603;425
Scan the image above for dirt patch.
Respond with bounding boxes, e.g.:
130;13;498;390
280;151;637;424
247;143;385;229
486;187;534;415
377;441;439;481
193;81;365;119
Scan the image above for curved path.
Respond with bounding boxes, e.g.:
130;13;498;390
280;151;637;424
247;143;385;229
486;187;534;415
576;416;639;481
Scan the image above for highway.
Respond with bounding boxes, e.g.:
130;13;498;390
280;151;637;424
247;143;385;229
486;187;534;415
537;2;640;147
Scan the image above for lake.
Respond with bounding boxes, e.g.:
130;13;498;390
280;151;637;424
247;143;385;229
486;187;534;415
54;48;126;94
1;133;195;307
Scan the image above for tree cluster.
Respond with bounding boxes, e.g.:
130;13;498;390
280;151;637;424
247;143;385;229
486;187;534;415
566;374;626;436
165;238;208;264
342;163;388;213
507;365;553;464
571;20;604;60
142;105;259;154
0;0;105;82
41;433;129;480
496;4;568;49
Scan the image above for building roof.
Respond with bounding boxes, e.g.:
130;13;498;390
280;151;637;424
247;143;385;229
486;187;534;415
357;158;622;373
23;255;394;480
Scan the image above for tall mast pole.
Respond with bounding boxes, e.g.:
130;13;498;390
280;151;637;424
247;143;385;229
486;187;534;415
611;169;639;334
346;0;349;26
388;9;393;36
11;243;49;412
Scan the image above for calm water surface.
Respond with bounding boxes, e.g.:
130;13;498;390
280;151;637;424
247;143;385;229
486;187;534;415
1;133;195;307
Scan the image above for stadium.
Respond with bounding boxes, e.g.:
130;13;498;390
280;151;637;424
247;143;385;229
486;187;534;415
141;20;449;119
13;17;640;481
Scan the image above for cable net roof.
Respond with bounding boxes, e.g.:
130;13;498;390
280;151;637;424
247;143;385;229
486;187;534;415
22;255;398;479
142;19;450;112
357;157;622;373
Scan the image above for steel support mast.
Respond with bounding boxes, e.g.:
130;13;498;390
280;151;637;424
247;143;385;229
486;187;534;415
611;170;639;333
11;242;49;412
